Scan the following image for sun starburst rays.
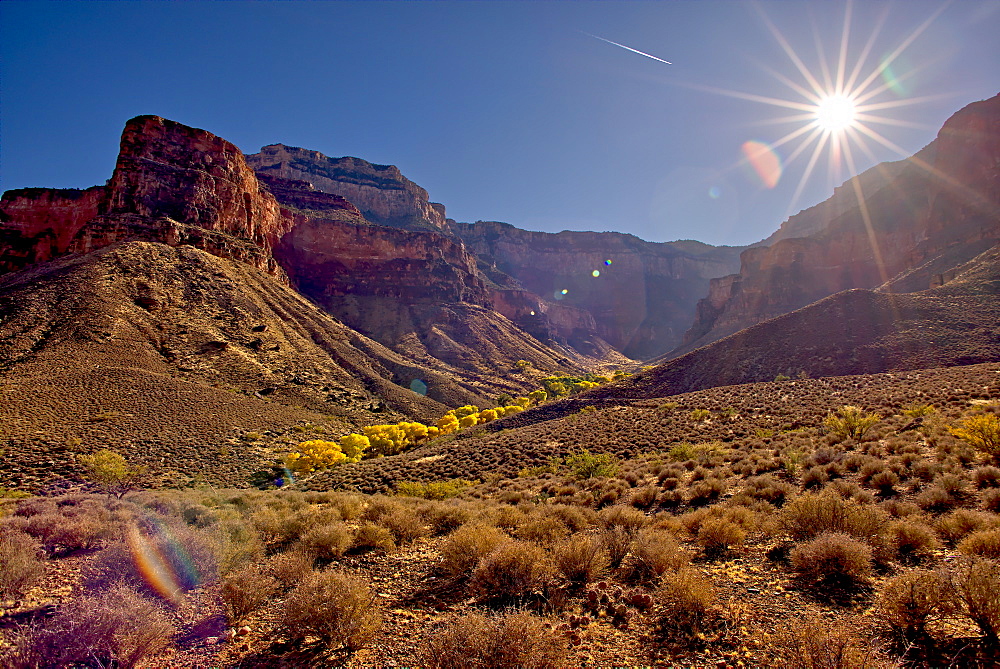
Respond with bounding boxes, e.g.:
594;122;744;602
692;0;953;223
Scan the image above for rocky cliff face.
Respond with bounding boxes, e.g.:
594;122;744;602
450;221;742;359
0;186;104;274
247;144;448;232
1;115;294;278
680;94;1000;355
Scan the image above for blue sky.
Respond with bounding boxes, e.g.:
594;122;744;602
2;1;997;246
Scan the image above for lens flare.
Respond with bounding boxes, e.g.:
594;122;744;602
604;259;612;266
592;270;600;277
815;95;857;131
741;140;783;188
409;379;428;395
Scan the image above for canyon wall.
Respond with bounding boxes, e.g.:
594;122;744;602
678;94;1000;356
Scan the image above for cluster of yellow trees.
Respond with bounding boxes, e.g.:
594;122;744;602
283;370;630;477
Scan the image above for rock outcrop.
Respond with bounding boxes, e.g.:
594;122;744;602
247;144;448;231
0;187;104;274
450;221;742;359
679;94;1000;355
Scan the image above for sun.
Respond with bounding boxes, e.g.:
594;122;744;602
814;94;857;133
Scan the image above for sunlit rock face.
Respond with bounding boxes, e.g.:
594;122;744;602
679;93;1000;356
1;116;293;278
449;220;743;360
247;144;449;232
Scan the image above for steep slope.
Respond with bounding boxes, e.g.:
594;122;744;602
680;94;1000;355
589;244;1000;400
0;240;493;492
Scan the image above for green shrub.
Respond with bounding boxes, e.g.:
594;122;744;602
77;449;147;499
689;409;712;422
824;406;881;442
283;570;381;651
422;610;567;668
564;449;620;479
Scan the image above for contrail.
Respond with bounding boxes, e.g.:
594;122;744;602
583;32;672;65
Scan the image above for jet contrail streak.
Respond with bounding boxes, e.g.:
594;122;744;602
583;32;673;65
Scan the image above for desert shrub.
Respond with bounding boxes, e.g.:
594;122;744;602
439;524;507;578
781;492;887;543
622;528;688;583
697;517;746;554
419;501;473;536
422;610;567;668
801;466;830;489
514;514;570;544
221;563;280;624
957;529;1000;559
790;533;873;586
983;489;1000;513
689;408;712;421
743;475;795;506
652;568;716;641
0;528;44;603
22;512;106;556
935;509;998;544
950;414;1000;458
283;570;381;651
768;613;884;668
471;540;555;602
882;519;940;564
599;526;632;569
1;584;174;669
598;504;649;533
351;522;396;552
973;466;1000;489
395;478;476;500
299;522;353;560
915;486;959;513
545;504;595;532
874;570;942;639
380;508;430;545
938;558;1000;643
630;485;658;509
267;548;314;587
86;521;218;600
552;534;610;585
688;478;727;506
824;406;881;442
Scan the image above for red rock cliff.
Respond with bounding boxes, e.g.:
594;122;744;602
680;94;1000;355
0;187;104;273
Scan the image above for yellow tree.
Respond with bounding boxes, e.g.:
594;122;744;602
284;440;346;476
77;449;146;499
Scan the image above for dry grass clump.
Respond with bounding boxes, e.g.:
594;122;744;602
622;528;689;583
471;540;555;602
938;557;1000;643
597;504;649;533
696;517;746;554
768;613;886;668
351;522;396;552
514;514;571;544
652;568;716;641
267;548;315;588
789;532;873;586
379;507;430;545
221;563;280;624
957;529;1000;559
421;610;567;668
873;569;942;639
781;492;887;543
881;519;941;564
934;509;999;545
0;527;45;603
439;524;507;578
973;465;1000;489
742;474;796;506
298;521;353;560
552;534;610;585
0;584;175;669
283;570;381;651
